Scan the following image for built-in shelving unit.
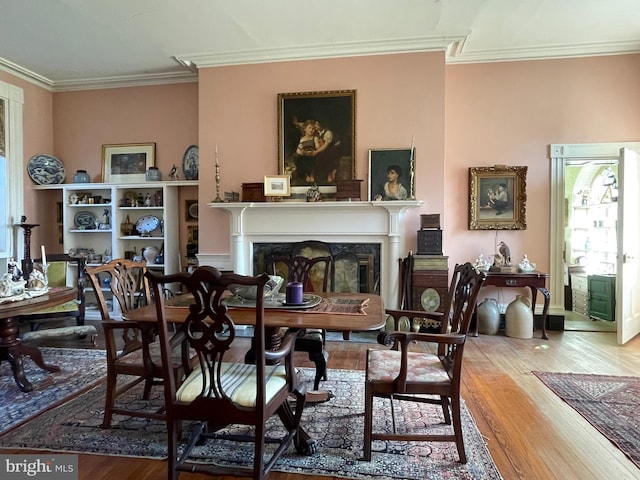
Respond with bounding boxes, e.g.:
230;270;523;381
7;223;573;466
34;181;197;318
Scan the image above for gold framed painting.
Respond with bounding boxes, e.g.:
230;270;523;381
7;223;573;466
469;165;527;230
277;90;356;199
102;142;155;183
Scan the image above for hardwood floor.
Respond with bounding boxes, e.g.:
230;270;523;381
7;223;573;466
3;324;640;480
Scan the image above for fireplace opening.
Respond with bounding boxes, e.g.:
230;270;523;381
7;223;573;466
252;241;380;294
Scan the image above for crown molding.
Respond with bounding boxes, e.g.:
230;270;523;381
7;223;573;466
0;57;53;91
178;35;468;68
50;71;198;92
446;39;640;64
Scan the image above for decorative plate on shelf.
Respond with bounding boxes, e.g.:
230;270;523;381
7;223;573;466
74;211;97;229
182;145;199;180
135;215;160;236
27;154;65;185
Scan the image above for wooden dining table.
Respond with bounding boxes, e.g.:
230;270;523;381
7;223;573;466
0;286;77;392
124;292;386;337
124;292;385;455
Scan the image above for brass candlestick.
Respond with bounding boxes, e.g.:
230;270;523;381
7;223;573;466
213;161;223;203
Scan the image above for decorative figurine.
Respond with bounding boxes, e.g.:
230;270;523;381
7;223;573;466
497;241;512;266
169;164;179;180
8;257;22;282
519;254;536;272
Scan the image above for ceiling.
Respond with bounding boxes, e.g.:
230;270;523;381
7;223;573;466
1;0;640;91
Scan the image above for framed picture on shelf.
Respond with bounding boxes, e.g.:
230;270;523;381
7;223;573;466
278;90;355;199
468;165;527;230
187;225;198;244
185;200;198;221
368;148;415;201
263;175;291;197
102;143;155;183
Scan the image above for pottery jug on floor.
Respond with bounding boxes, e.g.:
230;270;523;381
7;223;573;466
505;294;533;339
477;297;500;335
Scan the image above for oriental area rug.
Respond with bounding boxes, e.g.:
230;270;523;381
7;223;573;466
0;347;107;434
533;371;640;468
0;368;502;480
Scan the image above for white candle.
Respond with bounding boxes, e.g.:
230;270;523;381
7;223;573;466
41;245;47;268
410;135;415;162
215;144;219;167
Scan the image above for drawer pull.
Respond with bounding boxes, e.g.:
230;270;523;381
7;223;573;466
505;279;517;286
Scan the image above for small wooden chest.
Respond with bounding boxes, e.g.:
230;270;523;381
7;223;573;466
242;183;266;202
336;180;362;201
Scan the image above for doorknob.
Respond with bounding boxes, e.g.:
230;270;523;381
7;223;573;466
623;253;636;263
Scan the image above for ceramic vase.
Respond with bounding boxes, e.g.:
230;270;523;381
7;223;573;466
145;167;162;181
73;169;90;183
505;294;533;339
477;297;500;335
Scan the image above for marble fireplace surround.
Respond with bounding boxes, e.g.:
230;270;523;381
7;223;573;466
206;201;423;308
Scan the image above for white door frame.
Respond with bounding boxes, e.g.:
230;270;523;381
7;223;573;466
549;142;640;317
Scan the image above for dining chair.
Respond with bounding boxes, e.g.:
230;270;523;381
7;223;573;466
363;262;486;463
269;254;332;390
85;258;192;428
145;266;312;480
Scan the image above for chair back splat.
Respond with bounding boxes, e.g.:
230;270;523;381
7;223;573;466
269;255;332;390
363;262;486;464
146;266;315;480
86;259;188;429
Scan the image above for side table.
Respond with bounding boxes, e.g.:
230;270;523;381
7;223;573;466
478;271;550;339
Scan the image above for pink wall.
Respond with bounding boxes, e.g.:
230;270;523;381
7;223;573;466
5;51;640;292
198;52;446;252
445;54;640;300
0;71;53;252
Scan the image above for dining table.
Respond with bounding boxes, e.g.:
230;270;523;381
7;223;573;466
124;292;386;342
0;286;77;392
124;291;385;455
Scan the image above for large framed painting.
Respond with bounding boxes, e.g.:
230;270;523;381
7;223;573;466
469;165;527;230
368;148;415;201
278;90;356;198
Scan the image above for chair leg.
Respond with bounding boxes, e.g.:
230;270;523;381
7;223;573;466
363;384;374;461
167;419;181;480
101;372;117;429
142;376;154;400
450;396;467;463
440;395;452;424
309;351;327;390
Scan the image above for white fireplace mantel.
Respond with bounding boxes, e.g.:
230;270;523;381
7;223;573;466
207;200;424;308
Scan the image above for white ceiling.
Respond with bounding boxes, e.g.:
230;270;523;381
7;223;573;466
1;0;640;91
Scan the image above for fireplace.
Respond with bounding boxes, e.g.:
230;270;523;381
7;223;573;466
206;201;423;308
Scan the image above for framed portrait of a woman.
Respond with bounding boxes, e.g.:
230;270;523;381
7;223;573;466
368;148;415;201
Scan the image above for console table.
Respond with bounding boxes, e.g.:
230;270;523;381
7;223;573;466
477;270;550;339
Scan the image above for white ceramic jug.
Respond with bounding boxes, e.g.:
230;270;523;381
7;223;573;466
505;294;533;339
477;297;500;335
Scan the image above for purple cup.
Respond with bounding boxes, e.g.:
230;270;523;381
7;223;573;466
285;281;303;304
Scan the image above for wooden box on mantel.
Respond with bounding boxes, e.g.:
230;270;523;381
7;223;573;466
242;183;266;202
336;180;362;201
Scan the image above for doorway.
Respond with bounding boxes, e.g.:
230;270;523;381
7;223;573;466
550;142;640;334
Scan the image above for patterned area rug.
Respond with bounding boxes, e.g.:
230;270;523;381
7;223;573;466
533;371;640;468
0;368;501;480
0;347;107;434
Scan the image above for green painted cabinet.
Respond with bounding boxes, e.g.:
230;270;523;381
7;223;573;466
588;274;616;321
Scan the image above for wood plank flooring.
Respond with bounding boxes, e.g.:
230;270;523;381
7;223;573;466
2;325;639;480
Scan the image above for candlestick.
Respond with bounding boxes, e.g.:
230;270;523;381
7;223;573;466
409;136;416;199
213;149;223;203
